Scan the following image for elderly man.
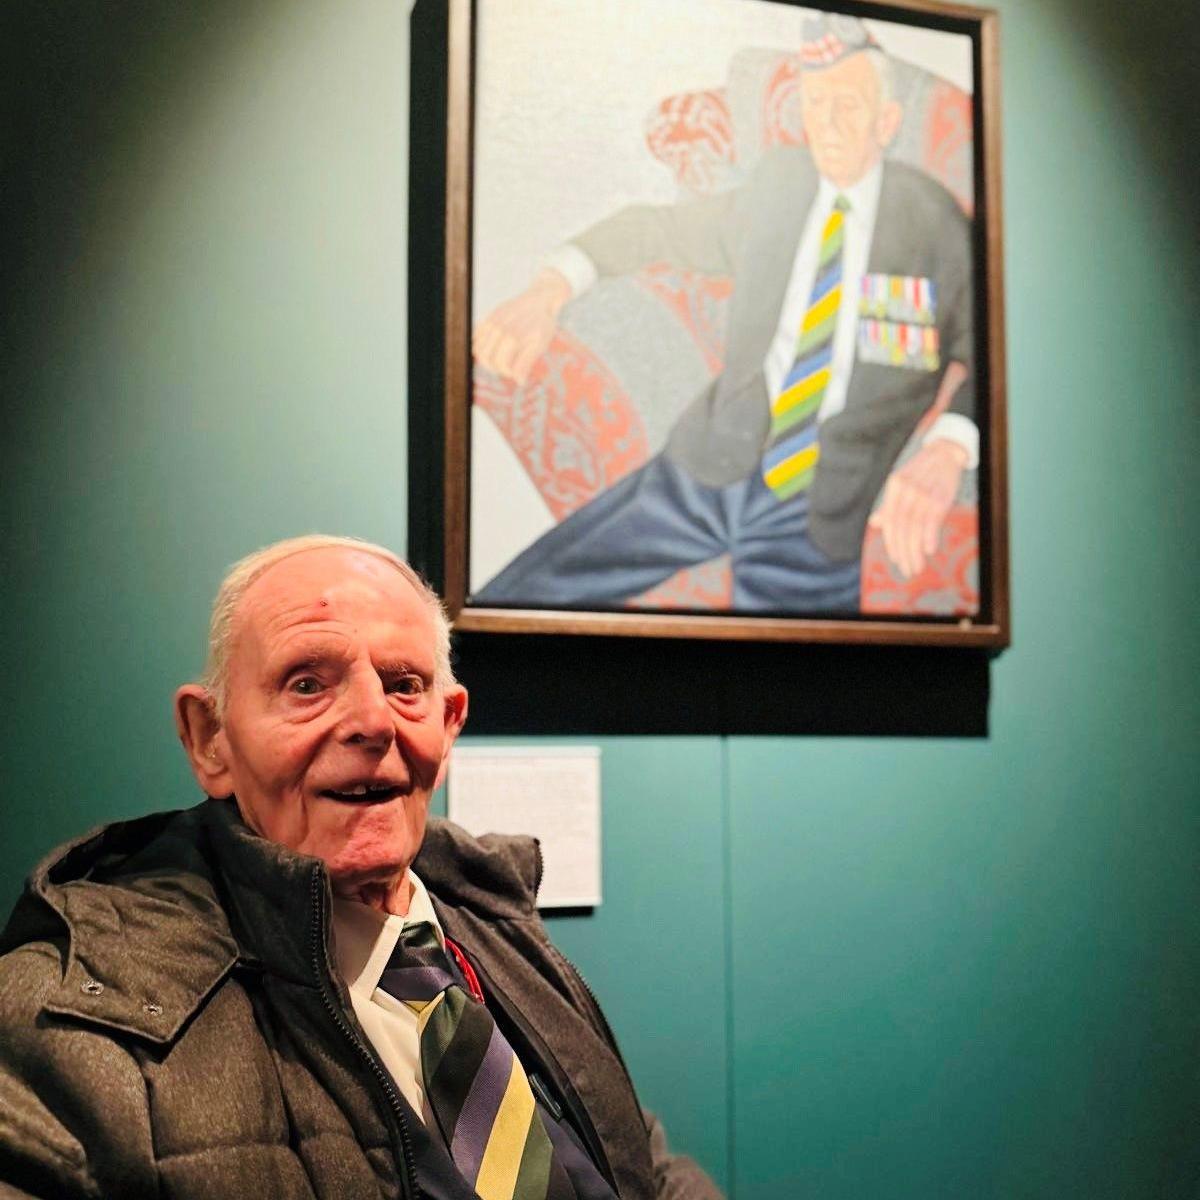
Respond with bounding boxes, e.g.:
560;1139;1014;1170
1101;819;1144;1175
473;14;976;609
0;535;718;1200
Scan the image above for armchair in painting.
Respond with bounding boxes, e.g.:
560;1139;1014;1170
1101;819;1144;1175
472;46;979;614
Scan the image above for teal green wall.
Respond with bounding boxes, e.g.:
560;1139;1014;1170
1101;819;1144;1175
3;3;1197;1197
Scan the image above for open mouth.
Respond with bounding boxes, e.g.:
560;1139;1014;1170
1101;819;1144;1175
319;784;404;804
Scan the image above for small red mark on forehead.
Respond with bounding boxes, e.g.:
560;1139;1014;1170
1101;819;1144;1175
318;599;329;607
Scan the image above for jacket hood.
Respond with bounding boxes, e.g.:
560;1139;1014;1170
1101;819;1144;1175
1;800;542;1044
1;806;239;1044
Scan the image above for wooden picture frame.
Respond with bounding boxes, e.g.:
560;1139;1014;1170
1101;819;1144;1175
409;0;1008;649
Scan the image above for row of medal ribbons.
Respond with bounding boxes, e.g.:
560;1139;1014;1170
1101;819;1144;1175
858;318;940;372
859;273;936;325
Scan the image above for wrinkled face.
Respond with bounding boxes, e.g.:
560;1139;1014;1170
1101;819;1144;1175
800;51;898;188
211;548;466;897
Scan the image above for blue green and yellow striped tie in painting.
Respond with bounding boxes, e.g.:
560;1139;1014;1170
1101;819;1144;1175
381;922;574;1200
761;194;850;499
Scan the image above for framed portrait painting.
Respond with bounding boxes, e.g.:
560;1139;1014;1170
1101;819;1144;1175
408;0;1009;647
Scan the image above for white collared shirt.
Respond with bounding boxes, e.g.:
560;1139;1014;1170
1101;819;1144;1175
548;156;978;467
330;871;445;1121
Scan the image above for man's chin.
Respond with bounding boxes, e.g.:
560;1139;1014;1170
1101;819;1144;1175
313;797;427;902
328;860;414;913
813;151;859;182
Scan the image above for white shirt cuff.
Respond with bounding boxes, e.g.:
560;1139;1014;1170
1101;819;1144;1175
923;412;979;470
541;244;598;298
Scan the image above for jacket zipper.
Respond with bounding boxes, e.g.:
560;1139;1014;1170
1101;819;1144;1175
533;839;545;897
309;868;421;1200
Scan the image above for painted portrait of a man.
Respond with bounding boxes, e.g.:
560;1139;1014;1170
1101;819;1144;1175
466;2;981;621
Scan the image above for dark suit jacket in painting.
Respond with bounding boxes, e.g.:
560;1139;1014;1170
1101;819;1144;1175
571;148;975;561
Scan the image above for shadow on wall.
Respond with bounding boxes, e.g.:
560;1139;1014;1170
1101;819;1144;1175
455;632;992;737
0;1;273;389
1058;1;1200;286
0;0;409;908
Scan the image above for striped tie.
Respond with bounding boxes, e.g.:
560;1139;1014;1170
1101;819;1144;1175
761;193;850;499
381;922;574;1200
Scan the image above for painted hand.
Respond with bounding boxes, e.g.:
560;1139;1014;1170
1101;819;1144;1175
471;268;572;385
868;438;969;580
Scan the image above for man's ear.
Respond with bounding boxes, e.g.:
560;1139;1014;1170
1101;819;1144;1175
433;684;469;791
174;684;234;799
877;99;903;148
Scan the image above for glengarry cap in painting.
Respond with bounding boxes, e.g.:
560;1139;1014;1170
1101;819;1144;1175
799;13;880;68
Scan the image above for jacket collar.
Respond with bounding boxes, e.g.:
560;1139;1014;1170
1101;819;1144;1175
414;818;541;921
201;798;330;986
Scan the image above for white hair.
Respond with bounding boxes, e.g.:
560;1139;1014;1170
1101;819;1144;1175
864;48;894;107
199;534;455;718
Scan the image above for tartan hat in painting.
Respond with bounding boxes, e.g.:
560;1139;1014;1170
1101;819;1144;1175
799;12;880;68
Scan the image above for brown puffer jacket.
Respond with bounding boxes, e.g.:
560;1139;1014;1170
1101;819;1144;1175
0;799;719;1200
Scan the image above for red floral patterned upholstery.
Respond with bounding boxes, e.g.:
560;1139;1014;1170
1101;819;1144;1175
761;57;805;148
473;332;648;524
859;507;979;615
922;82;974;217
632;555;734;612
643;90;738;196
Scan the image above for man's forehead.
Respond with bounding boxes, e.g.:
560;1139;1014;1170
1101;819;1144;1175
232;547;431;648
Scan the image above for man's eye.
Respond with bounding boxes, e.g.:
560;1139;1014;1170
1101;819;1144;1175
387;675;425;696
291;676;323;695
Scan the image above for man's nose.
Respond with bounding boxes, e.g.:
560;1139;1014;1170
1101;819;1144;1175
340;671;394;748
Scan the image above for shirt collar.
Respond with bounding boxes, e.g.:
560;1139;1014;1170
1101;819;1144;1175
330;870;444;997
816;157;884;230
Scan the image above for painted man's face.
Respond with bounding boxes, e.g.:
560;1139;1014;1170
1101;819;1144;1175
800;51;902;189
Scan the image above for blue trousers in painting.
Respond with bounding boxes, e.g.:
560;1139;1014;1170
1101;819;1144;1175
473;454;862;615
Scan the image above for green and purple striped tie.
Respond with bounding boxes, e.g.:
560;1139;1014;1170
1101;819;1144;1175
381;922;574;1200
761;193;850;499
